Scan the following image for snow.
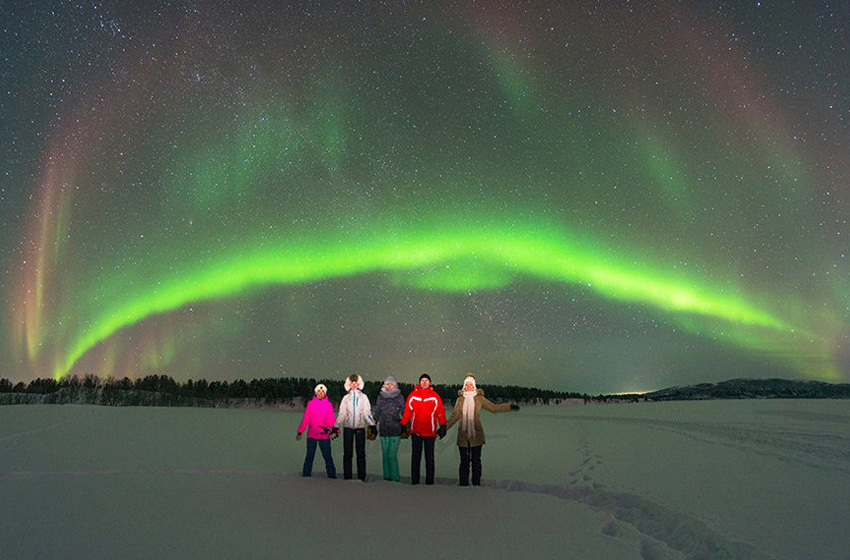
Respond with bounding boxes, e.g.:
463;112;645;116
1;400;849;559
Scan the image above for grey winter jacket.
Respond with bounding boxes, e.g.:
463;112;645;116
373;389;406;437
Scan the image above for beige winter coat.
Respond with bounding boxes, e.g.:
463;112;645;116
446;388;511;447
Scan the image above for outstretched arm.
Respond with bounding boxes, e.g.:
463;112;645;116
482;397;512;413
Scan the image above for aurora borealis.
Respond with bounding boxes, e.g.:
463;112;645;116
1;1;848;392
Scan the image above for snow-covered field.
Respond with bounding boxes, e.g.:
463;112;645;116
1;400;848;559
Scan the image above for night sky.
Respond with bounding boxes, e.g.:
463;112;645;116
1;1;848;393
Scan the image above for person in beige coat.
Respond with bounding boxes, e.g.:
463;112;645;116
445;374;519;486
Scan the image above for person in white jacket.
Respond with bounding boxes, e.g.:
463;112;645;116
334;374;375;480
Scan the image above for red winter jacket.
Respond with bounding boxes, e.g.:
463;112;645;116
401;386;446;437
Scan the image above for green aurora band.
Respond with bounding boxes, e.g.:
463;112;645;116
56;214;818;381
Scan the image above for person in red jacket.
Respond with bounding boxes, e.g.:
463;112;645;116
401;373;446;485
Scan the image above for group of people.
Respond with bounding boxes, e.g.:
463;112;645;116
296;372;519;486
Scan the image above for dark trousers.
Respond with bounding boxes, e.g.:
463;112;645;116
459;444;482;486
343;427;366;480
411;434;436;485
303;438;336;478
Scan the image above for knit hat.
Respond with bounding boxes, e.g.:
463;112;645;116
419;373;432;383
314;383;327;394
462;374;476;391
383;376;398;387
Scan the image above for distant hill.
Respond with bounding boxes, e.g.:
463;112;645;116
642;378;850;401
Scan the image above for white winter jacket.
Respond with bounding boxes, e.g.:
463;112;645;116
335;375;375;429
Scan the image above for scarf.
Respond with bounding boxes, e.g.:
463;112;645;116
380;386;401;398
462;390;477;438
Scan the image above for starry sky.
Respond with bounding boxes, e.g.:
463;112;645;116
1;1;848;393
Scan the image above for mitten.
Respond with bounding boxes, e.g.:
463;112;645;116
437;424;447;439
296;432;302;441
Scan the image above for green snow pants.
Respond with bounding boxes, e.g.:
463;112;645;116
380;436;401;481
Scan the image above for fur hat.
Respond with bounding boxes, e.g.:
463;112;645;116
344;374;365;392
314;383;328;395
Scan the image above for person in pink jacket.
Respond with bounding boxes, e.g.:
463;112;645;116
296;384;337;478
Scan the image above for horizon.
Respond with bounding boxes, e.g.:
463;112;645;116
0;371;614;395
6;372;848;400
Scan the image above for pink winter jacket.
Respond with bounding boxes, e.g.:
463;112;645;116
298;396;336;440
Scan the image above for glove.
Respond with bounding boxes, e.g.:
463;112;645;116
296;432;302;441
331;427;340;440
367;426;377;440
400;425;410;439
510;403;520;411
437;424;447;439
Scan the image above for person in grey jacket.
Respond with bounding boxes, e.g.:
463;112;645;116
334;374;375;480
372;376;406;481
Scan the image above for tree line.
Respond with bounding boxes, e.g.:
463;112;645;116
0;374;598;407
